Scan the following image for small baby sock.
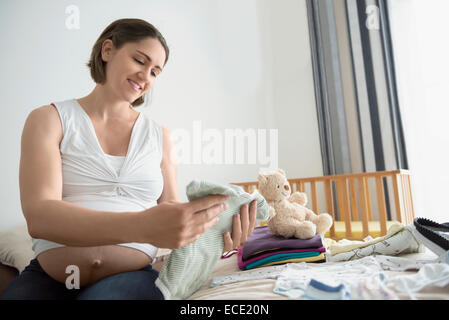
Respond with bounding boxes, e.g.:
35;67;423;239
155;180;270;299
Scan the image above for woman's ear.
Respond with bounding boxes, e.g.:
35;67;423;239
101;39;114;62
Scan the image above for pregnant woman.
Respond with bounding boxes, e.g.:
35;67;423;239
0;18;257;300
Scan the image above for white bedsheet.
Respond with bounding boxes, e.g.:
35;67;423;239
188;248;449;300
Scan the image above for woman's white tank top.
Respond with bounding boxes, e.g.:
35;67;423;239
31;98;164;259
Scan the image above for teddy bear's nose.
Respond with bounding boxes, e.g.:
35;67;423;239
284;184;290;191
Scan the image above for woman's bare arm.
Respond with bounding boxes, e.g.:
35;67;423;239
20;105;143;246
157;126;180;204
20;106;228;248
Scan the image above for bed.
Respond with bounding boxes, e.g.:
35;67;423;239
1;170;448;300
188;247;448;300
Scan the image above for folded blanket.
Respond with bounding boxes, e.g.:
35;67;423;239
241;226;324;260
327;222;405;256
327;225;423;262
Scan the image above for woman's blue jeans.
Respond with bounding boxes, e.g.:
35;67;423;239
0;258;164;300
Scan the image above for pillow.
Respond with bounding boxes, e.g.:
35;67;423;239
0;224;34;273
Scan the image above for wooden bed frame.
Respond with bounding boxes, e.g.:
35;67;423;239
232;169;415;240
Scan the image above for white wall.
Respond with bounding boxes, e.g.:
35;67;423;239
388;0;449;223
0;0;322;231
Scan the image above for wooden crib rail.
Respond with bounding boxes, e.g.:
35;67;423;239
231;169;415;240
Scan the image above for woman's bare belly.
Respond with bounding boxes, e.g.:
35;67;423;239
37;245;152;287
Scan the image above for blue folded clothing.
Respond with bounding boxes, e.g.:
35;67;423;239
242;251;323;270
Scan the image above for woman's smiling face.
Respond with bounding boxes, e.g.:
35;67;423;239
101;37;166;103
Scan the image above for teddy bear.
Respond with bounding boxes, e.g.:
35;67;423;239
258;169;333;240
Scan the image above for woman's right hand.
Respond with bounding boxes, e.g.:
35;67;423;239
138;194;229;249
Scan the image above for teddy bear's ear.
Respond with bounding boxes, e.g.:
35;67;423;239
276;169;286;176
258;173;268;184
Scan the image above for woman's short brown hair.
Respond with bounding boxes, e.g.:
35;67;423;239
86;18;169;107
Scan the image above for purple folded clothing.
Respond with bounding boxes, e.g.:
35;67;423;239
241;226;324;260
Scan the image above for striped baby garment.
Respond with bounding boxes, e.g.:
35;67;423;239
155;180;270;299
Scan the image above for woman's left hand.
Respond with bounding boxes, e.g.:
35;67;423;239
222;200;257;253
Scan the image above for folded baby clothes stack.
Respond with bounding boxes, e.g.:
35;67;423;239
238;226;326;270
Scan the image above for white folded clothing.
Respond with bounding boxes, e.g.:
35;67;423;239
326;225;425;262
